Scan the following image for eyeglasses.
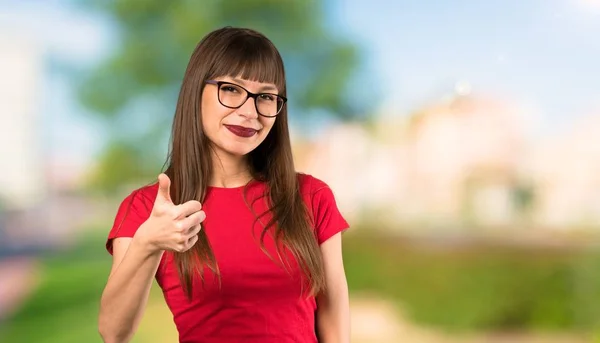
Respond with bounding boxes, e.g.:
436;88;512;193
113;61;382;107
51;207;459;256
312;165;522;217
205;80;287;118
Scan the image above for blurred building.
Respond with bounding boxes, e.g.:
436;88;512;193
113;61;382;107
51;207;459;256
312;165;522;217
527;111;600;229
0;34;47;210
298;91;533;232
295;122;403;224
399;93;530;230
298;91;600;233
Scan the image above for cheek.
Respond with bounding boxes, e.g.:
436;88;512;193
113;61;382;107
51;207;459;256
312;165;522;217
260;118;276;134
201;100;226;133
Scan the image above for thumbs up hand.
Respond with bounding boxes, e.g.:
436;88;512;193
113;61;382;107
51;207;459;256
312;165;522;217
136;174;205;253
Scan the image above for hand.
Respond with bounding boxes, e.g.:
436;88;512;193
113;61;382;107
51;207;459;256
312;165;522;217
136;173;205;253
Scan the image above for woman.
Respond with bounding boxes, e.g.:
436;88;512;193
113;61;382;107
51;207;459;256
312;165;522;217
98;27;350;343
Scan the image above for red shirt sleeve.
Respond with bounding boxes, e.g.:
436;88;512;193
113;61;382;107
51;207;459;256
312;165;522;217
307;176;350;245
106;185;156;255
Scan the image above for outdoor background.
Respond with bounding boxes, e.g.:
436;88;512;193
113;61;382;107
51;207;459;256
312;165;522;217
1;0;600;342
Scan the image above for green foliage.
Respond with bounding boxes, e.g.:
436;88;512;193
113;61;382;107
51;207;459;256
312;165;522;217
74;0;370;194
0;229;167;343
3;226;600;341
78;0;362;116
85;140;164;195
344;230;600;333
0;231;110;342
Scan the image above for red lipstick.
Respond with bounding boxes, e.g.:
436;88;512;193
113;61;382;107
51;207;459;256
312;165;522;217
224;125;257;138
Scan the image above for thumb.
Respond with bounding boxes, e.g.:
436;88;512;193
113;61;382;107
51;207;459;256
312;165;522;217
156;173;172;204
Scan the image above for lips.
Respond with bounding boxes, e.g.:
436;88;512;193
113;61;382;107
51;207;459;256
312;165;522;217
224;124;258;138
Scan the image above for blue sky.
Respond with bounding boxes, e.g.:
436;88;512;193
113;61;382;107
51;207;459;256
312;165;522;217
332;0;600;125
1;0;599;163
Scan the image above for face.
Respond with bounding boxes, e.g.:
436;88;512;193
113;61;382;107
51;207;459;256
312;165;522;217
201;76;279;158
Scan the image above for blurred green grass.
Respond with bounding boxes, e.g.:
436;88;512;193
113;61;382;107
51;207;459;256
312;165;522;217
0;230;110;343
0;229;174;343
2;225;600;342
344;230;600;333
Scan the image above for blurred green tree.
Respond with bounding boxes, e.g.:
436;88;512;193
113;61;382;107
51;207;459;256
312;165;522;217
75;0;371;194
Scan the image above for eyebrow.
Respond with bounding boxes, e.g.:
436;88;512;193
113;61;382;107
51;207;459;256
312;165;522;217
232;78;278;93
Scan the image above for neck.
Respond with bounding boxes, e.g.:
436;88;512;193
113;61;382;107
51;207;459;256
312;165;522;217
209;150;253;188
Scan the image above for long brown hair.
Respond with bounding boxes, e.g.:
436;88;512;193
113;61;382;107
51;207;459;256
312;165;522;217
164;27;325;299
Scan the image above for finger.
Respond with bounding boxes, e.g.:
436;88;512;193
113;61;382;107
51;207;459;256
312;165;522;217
185;223;202;238
185;234;199;250
156;173;172;204
174;200;202;219
177;234;199;252
179;210;206;231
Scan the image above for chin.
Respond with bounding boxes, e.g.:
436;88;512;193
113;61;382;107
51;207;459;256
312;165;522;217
222;143;257;157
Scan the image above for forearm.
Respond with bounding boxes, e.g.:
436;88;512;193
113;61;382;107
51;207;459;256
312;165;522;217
316;281;350;343
98;237;163;342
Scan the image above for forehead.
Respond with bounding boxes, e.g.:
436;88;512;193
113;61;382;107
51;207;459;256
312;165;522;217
219;75;278;93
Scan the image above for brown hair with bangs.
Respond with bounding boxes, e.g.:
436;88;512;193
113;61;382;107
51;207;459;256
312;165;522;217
164;27;325;299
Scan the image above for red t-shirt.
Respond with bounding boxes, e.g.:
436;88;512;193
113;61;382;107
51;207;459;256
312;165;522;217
106;173;349;343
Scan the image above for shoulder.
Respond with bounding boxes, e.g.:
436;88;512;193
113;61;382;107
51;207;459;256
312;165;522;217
297;172;333;197
106;182;159;254
296;172;340;211
120;182;159;211
113;182;159;223
296;173;349;243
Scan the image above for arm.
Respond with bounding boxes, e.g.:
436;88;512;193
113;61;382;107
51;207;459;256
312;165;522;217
98;174;204;343
98;235;163;343
315;232;350;343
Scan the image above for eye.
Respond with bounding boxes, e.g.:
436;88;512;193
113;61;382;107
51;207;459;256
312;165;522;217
222;86;238;93
259;94;275;102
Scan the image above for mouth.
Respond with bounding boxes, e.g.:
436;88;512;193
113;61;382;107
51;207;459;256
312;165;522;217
224;124;258;138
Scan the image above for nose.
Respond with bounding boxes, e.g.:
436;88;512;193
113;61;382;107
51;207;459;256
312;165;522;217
237;96;258;119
